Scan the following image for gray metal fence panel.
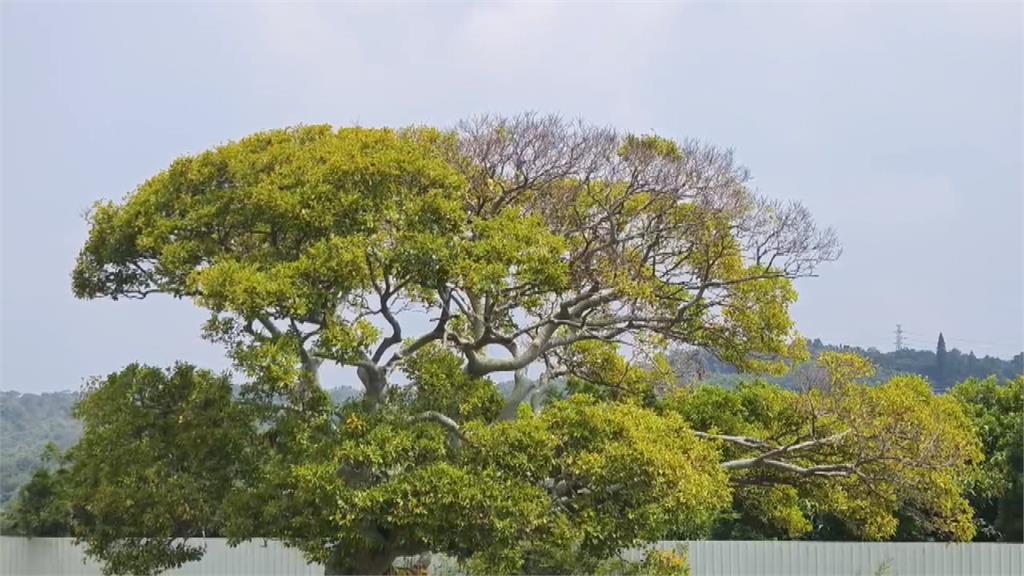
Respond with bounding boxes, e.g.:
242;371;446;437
2;538;1021;576
0;538;322;576
679;541;1023;576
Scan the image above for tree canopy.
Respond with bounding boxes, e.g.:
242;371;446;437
73;116;840;411
52;115;992;575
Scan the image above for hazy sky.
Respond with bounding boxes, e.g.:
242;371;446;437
2;2;1021;393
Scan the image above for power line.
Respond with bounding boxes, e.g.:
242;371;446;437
900;330;1019;348
944;337;1021;348
889;336;1020;357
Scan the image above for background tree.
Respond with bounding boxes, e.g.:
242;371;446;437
666;338;1022;391
936;333;948;389
67;364;256;575
663;352;982;542
951;376;1023;542
0;444;72;536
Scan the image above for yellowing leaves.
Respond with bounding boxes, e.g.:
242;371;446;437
343;414;368;435
665;355;984;543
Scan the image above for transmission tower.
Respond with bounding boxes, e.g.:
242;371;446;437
894;324;905;351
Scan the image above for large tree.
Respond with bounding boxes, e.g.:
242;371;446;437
67;115;979;574
73;116;839;410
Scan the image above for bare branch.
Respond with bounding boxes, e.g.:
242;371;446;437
722;459;857;477
693;431;777;452
410;411;467;443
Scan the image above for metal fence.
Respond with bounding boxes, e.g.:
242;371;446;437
1;537;1021;576
0;539;318;576
656;540;1022;576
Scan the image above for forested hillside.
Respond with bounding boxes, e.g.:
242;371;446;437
673;338;1022;391
0;391;82;508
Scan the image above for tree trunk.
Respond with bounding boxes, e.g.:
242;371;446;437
324;545;397;575
357;365;387;409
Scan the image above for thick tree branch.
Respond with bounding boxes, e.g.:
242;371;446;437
382;288;453;371
722;459;857;477
692;431;777;452
410;411;467;443
464;288;619;377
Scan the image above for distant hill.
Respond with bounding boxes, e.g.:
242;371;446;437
669;339;1022;391
0;391;82;508
328;386;363;404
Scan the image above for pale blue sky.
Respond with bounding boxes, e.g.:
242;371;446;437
2;2;1021;392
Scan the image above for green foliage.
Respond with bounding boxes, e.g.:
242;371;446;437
400;344;503;423
711;266;800;375
67;364;257;576
666;354;983;543
226;371;728;574
540;398;729;561
459;396;727;574
951;376;1023;541
215;360;555;574
0;391;81;509
0;444;72;536
73;126;465;303
595;545;691;576
638;548;691;576
74;126;467;402
561;341;673;406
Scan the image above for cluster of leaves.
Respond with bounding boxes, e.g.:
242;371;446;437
594;545;691;576
951;376;1023;541
664;352;983;542
560;341;676;406
66;364;257;575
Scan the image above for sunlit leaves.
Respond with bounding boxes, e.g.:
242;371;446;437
455;209;569;296
73;126;467;386
664;359;983;542
562;341;672;406
400;344;503;423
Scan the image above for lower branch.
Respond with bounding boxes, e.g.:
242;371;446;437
411;411;467;444
721;458;856;477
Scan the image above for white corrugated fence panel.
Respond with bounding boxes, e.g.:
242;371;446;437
1;538;1021;575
